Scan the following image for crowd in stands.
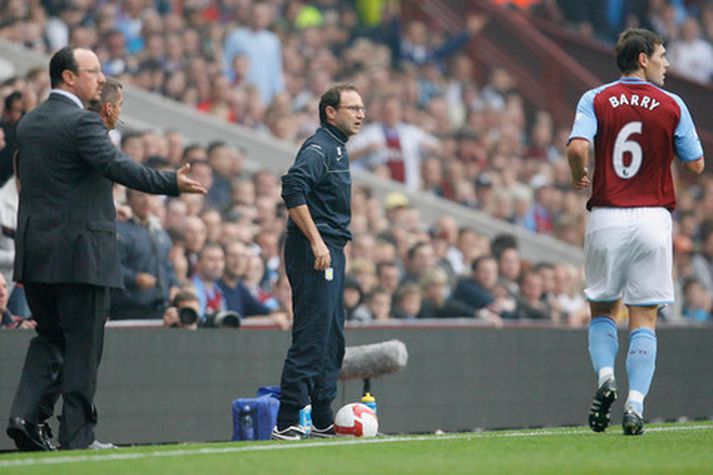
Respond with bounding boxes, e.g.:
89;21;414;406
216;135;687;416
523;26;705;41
524;0;713;85
0;0;711;327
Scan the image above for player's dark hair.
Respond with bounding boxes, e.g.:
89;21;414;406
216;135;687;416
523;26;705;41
615;28;664;74
49;46;81;88
319;83;358;125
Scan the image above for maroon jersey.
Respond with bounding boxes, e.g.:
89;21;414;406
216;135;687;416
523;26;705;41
569;77;702;211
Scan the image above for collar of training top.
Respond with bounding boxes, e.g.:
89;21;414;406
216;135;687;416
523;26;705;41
322;122;348;144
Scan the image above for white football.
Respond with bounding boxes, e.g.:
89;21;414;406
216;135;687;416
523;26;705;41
334;403;379;437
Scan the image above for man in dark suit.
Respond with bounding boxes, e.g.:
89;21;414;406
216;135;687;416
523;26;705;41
6;46;206;451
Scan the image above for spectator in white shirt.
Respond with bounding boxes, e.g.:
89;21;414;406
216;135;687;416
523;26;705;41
669;17;713;84
348;95;439;191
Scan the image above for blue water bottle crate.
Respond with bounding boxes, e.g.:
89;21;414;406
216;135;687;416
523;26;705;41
231;389;280;441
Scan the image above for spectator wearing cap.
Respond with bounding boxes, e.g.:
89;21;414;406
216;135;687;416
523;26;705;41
474;172;496;213
383;191;410;214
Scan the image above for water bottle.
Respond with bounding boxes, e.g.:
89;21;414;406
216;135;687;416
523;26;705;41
360;392;377;414
239;405;254;440
299;404;312;434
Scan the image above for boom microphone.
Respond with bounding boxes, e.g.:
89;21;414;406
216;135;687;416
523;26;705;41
339;340;408;381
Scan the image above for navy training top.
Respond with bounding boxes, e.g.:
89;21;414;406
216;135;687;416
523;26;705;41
281;123;352;245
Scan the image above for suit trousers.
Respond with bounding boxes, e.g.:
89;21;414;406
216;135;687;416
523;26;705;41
277;233;346;430
10;282;109;449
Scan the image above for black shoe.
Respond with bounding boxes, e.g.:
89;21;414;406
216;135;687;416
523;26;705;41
622;409;645;436
310;424;336;439
6;417;58;452
588;378;618;432
271;425;306;441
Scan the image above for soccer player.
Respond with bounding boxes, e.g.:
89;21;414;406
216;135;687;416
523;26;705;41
567;28;705;435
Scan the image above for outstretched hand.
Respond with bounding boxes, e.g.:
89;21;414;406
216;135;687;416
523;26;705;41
177;163;208;194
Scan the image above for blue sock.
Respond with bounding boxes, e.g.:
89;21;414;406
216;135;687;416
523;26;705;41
588;317;619;386
625;328;657;416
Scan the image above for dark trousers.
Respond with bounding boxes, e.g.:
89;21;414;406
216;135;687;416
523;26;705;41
10;282;109;449
277;233;346;430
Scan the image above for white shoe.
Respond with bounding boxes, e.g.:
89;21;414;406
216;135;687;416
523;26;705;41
88;440;117;449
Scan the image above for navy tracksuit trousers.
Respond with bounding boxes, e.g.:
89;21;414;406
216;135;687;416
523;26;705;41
277;232;346;430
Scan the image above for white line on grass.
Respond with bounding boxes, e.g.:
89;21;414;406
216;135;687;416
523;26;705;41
0;424;710;469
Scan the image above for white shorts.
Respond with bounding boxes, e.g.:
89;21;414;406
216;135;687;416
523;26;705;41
584;207;673;306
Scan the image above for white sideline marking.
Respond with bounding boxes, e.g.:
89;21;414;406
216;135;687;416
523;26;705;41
0;425;711;468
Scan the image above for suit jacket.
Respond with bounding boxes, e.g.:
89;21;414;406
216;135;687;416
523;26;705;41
14;93;179;289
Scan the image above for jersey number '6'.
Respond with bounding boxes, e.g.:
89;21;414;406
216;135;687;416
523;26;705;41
612;121;643;179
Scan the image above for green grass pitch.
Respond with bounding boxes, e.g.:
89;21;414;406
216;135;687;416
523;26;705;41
1;422;712;475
